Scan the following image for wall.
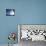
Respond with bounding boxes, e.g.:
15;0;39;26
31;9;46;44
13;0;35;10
0;0;46;44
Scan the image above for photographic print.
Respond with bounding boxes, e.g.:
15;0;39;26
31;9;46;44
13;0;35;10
6;9;15;16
